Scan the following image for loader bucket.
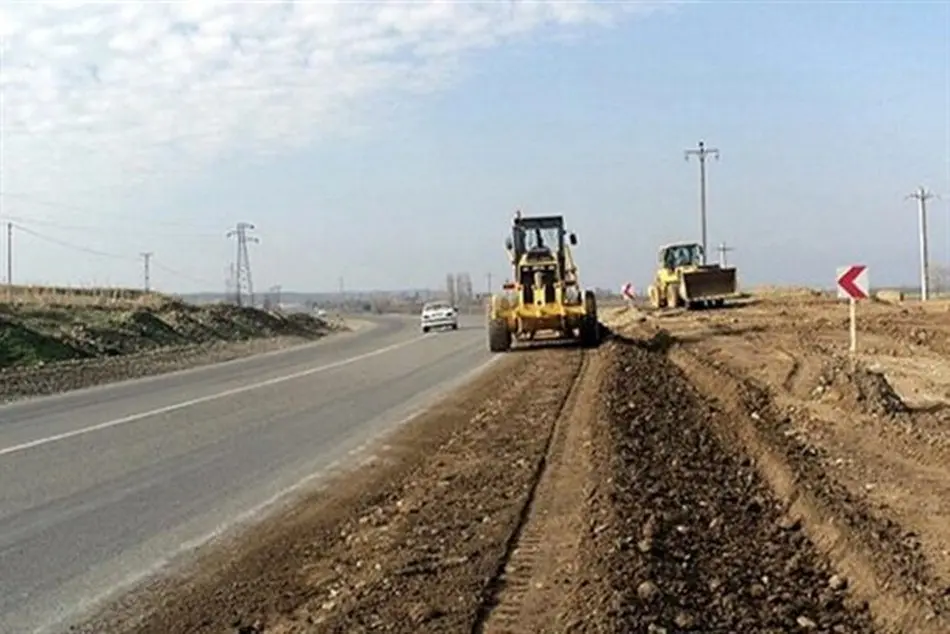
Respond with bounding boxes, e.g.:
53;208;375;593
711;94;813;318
680;266;737;300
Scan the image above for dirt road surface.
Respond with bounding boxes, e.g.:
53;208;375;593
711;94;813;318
72;292;950;633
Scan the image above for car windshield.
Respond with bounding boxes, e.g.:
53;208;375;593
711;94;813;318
424;302;450;311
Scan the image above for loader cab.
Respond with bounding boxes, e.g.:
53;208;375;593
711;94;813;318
659;242;704;271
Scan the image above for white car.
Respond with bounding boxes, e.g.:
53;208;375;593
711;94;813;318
420;301;459;333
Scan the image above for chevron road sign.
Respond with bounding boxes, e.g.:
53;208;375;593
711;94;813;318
836;264;869;353
837;265;869;300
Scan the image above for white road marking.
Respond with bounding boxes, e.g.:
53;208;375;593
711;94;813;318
38;352;503;634
0;335;427;458
0;319;381;411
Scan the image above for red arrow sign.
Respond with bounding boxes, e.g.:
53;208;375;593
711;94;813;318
837;265;868;299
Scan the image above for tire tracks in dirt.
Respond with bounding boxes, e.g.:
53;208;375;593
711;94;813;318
472;350;602;634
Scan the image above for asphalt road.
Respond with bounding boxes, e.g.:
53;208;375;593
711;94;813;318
0;315;495;634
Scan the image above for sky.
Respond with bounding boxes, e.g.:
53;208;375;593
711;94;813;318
0;0;948;295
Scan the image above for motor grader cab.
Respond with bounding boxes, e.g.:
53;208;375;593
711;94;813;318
486;211;599;352
647;241;738;310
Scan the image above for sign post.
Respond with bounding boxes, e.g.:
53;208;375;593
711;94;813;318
836;265;869;353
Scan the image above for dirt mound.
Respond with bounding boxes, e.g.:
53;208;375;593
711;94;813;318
811;359;909;417
849;367;909;416
591;339;876;631
0;303;334;370
0;303;341;402
0;315;83;366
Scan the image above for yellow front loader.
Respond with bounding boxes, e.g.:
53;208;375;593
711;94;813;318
486;211;600;352
647;242;738;310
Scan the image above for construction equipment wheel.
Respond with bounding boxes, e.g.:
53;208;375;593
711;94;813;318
580;290;600;348
488;318;511;352
648;285;663;309
665;283;680;309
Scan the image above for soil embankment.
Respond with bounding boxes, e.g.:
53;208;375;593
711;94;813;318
0;293;340;401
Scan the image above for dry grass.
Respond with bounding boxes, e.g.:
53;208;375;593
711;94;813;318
1;284;172;310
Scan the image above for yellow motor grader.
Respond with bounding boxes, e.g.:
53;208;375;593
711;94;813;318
487;211;599;352
647;241;738;310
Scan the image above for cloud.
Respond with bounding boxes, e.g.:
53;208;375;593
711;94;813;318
0;0;658;198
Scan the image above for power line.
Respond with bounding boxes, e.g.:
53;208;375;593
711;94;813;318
0;213;221;238
0;192;222;232
684;140;720;265
13;223;136;261
8;223;218;288
150;259;218;287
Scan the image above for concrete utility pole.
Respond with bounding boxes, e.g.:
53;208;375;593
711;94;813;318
717;242;734;267
685;140;720;264
487;272;492;295
140;252;153;292
906;186;937;302
226;222;259;307
225;263;236;299
6;222;11;289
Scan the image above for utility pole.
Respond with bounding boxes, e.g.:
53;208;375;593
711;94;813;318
140;252;153;292
717;242;735;267
685;140;720;264
487;272;492;295
6;222;12;291
906;186;937;302
226;222;259;307
225;263;235;299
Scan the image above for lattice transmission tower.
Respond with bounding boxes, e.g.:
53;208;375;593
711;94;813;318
226;222;259;307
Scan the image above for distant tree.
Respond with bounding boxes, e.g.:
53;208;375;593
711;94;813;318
446;273;456;305
930;264;950;295
455;272;473;306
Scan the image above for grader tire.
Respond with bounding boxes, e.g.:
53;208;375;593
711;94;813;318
580;290;600;348
665;283;680;309
488;318;511;352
